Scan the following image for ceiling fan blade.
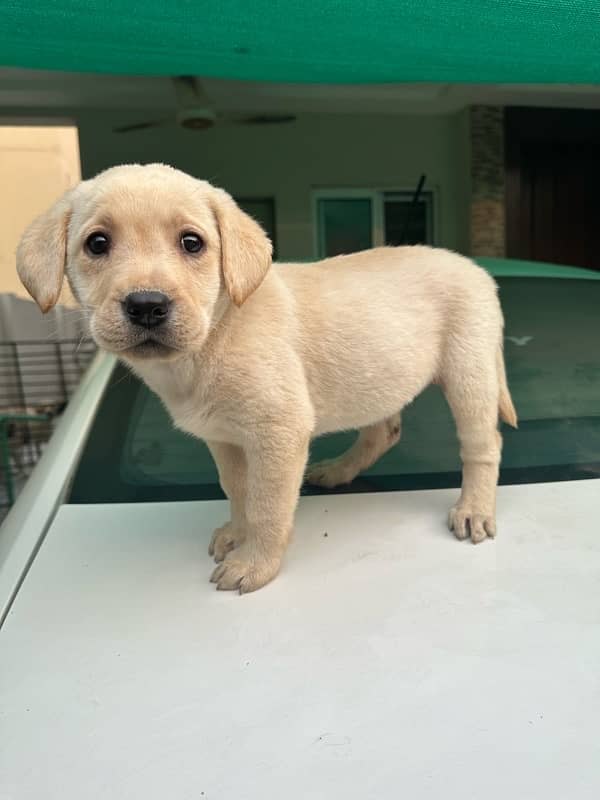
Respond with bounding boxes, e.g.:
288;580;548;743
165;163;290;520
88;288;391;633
237;114;297;126
112;119;168;133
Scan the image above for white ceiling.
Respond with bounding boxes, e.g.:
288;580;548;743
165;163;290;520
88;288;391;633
1;68;600;116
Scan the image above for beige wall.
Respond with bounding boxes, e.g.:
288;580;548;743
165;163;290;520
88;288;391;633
0;126;80;302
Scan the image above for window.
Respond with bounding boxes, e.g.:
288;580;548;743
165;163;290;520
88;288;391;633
315;189;434;259
235;197;277;259
383;191;433;247
68;273;600;505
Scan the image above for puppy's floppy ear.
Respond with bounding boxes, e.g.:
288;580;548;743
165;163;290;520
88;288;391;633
210;188;272;307
16;194;71;313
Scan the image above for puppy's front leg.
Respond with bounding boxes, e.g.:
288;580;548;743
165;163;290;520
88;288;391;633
210;431;309;593
206;441;248;563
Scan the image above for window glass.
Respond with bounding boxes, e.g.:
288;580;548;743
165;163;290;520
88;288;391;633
317;198;373;257
384;191;433;246
316;190;434;258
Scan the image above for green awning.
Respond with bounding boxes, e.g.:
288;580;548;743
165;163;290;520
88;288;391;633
2;1;600;83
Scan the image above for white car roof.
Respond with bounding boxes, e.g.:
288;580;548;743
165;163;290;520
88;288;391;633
1;477;599;799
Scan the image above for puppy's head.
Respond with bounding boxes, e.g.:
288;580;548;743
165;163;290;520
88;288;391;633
16;164;272;361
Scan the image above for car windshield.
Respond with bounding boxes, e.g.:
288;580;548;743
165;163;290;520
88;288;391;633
68;272;600;505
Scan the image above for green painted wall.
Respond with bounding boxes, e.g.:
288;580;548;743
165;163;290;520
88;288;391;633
76;110;471;259
0;108;471;259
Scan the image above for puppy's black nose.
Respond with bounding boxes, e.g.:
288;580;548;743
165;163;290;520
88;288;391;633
124;291;171;329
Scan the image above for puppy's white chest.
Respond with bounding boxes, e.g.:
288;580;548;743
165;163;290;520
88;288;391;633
136;363;233;443
166;396;232;444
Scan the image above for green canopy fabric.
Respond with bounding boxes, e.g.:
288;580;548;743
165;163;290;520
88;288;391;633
2;1;600;82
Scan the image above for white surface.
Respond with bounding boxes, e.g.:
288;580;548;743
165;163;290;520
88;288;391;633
1;480;600;799
0;352;115;624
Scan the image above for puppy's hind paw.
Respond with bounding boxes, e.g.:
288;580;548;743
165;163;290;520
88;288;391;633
305;458;356;489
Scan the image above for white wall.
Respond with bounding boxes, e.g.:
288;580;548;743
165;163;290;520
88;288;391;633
77;111;471;259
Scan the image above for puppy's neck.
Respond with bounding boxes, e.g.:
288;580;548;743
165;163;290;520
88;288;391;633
128;351;206;404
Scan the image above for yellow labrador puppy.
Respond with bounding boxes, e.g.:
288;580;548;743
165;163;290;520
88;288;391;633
17;164;517;593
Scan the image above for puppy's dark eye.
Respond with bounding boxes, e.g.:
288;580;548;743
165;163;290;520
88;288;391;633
85;232;110;256
181;233;204;254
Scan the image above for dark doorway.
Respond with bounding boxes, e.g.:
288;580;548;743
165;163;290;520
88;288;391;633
505;107;600;271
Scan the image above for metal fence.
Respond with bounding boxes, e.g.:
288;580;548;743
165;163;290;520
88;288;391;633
0;339;97;512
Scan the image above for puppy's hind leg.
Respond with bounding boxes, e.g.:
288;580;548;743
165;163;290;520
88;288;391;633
306;414;401;488
444;361;503;544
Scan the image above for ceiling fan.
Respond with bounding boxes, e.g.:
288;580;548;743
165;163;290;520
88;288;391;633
112;76;296;134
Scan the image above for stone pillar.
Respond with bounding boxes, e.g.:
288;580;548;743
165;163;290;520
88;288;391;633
470;106;505;257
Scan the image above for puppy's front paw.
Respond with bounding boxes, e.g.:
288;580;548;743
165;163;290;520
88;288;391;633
210;543;282;593
448;505;497;544
209;522;246;563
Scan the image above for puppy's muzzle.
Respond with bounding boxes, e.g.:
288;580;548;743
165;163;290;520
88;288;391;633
123;291;171;329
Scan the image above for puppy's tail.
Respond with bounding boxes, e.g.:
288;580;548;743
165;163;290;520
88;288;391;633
497;343;518;428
